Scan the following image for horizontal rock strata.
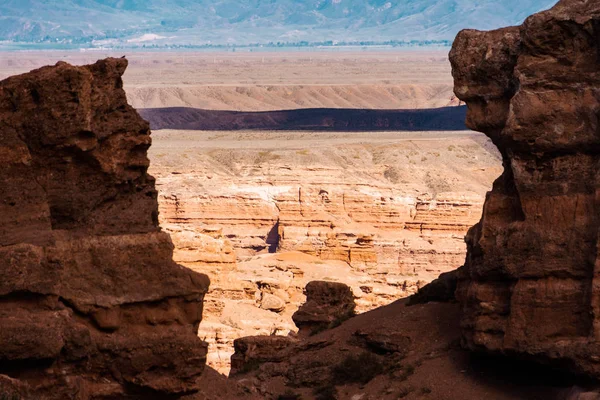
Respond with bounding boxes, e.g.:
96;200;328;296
149;130;501;373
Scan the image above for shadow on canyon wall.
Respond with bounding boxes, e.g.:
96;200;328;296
139;106;467;131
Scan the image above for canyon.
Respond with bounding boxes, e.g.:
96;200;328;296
115;51;499;374
225;1;600;398
2;0;600;396
0;50;499;376
148;128;500;373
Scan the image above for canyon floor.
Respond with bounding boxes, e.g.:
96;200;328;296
2;50;500;375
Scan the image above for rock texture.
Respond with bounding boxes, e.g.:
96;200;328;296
0;59;209;398
450;0;600;377
408;269;459;305
292;281;356;336
149;130;501;373
229;298;575;400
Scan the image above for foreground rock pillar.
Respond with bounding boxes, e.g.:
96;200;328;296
0;58;209;399
450;0;600;377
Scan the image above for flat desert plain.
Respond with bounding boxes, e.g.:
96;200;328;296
1;50;457;110
1;50;500;374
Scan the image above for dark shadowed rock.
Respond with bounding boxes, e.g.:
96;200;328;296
0;58;210;399
408;269;459;305
230;336;298;376
292;281;356;336
450;0;600;378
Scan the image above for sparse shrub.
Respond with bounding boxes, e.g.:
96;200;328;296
238;359;262;374
420;386;432;394
332;352;384;384
278;390;302;400
398;386;414;398
397;363;416;381
313;384;338;400
256;151;281;164
383;166;400;183
0;394;20;400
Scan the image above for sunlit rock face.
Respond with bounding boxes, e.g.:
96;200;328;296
0;58;209;399
150;135;501;373
451;0;600;377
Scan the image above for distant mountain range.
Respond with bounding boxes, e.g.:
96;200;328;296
0;0;559;48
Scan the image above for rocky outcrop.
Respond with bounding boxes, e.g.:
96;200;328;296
0;59;209;398
450;0;600;377
292;281;356;336
230;336;298;376
229;298;581;400
408;269;459;305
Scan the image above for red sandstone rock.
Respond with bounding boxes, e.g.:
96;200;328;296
0;59;209;398
450;0;600;378
230;336;298;376
292;281;356;336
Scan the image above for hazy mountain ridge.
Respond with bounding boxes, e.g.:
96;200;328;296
0;0;558;46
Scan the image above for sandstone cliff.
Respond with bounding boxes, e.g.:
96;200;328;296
0;59;210;399
149;130;501;373
450;0;600;378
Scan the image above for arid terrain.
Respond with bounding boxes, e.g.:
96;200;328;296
1;50;500;375
149;128;500;372
4;2;600;400
0;51;458;111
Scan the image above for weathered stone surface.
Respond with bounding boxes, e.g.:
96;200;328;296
450;0;600;378
408;269;459;305
292;281;356;336
0;59;209;398
230;336;298;376
260;293;287;313
149;128;501;373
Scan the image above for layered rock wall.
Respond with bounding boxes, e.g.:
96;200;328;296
451;0;600;377
0;59;209;398
150;131;500;373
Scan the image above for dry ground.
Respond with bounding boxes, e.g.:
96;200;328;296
0;51;456;110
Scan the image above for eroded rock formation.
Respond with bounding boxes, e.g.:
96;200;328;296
149;133;501;372
450;0;600;377
0;59;209;398
292;281;356;336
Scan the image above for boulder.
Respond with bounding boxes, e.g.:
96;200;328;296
292;281;356;336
